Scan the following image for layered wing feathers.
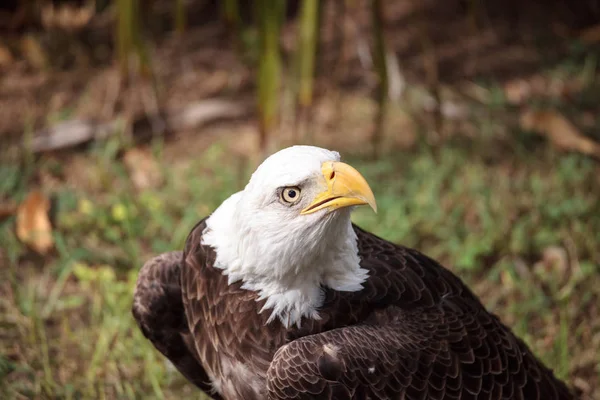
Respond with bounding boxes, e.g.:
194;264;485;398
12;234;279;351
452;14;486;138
133;220;573;400
132;250;222;398
267;226;574;400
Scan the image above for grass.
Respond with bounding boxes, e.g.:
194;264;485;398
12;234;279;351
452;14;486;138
1;133;599;399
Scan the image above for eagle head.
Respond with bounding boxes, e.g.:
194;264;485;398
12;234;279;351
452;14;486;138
201;145;377;327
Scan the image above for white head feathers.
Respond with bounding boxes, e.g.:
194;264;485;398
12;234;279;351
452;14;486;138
201;145;369;328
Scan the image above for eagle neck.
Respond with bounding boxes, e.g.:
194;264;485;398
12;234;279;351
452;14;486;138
201;192;368;328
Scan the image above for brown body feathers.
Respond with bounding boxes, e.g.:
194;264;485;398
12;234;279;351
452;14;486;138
133;219;574;400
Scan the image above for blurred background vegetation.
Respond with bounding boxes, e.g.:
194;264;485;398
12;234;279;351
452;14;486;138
1;0;600;399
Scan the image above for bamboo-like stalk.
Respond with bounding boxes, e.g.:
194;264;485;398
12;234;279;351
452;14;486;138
297;0;319;108
291;0;320;141
174;0;186;34
115;0;151;78
256;0;283;153
331;0;347;82
418;16;441;142
222;0;241;33
467;0;482;33
116;0;133;76
134;0;152;78
222;0;243;54
371;0;388;158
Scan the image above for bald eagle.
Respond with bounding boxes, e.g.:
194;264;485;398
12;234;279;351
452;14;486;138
133;145;573;400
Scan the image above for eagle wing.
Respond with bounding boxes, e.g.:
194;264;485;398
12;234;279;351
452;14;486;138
179;218;284;400
266;227;574;400
131;250;221;398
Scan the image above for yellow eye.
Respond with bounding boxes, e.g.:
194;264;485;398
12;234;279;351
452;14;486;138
281;187;301;204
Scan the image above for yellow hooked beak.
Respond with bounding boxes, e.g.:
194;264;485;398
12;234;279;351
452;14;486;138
300;161;377;215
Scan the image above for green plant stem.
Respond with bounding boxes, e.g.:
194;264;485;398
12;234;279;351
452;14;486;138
371;0;388;158
297;0;319;108
256;0;283;153
174;0;186;34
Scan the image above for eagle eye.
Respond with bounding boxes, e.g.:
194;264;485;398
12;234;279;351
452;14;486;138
281;187;301;204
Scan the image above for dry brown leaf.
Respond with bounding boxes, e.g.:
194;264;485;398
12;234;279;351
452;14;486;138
533;246;570;284
16;191;54;254
20;35;47;69
579;24;600;44
0;201;17;221
0;43;14;67
503;79;532;104
520;109;600;158
41;3;94;31
122;148;163;191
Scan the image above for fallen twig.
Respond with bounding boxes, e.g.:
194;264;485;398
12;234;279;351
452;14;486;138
26;99;248;153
